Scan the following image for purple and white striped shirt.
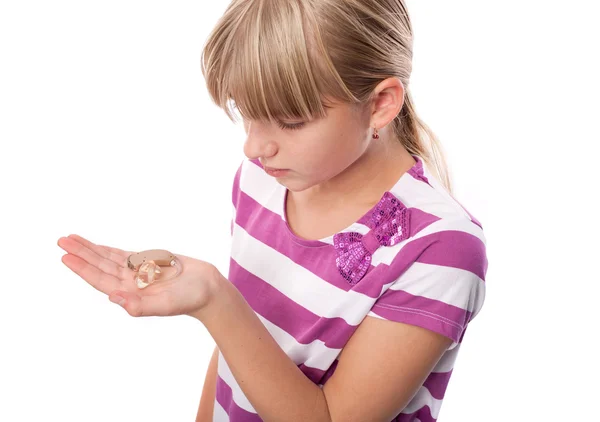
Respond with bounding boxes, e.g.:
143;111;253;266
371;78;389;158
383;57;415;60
214;155;487;421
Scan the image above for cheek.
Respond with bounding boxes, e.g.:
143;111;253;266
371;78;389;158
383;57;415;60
324;129;365;164
305;134;361;176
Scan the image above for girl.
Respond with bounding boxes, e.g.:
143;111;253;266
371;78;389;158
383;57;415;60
58;0;487;421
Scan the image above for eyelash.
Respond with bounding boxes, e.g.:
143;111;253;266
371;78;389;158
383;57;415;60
233;102;305;131
232;99;315;131
277;121;305;131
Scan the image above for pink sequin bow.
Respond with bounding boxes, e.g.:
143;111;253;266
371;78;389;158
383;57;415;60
333;192;410;285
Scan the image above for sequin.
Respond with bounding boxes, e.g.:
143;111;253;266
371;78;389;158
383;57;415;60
333;192;410;285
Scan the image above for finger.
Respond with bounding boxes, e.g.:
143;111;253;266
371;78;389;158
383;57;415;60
98;245;135;261
108;290;176;318
67;234;132;268
58;236;130;281
62;254;121;295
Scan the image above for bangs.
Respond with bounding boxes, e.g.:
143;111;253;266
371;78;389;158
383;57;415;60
201;0;354;124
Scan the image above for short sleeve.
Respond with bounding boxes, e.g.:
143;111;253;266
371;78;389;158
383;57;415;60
368;228;487;346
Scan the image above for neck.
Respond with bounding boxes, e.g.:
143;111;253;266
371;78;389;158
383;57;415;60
302;134;415;208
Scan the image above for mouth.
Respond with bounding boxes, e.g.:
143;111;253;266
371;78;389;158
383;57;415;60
263;166;290;177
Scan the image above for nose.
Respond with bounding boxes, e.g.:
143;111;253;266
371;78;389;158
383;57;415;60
243;120;278;160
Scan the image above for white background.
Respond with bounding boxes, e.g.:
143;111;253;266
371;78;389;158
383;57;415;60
1;1;598;421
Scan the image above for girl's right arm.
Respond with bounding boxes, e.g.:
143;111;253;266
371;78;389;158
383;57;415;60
195;345;219;422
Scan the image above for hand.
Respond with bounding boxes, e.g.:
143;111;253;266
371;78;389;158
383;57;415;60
57;234;223;318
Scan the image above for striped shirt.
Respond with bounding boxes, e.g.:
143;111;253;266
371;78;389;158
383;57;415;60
214;155;487;421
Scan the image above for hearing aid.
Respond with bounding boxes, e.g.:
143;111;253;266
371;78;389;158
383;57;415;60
127;249;183;289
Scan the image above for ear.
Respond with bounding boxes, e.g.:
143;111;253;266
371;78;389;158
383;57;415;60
370;77;405;129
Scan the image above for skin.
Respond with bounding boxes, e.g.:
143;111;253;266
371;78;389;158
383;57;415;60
244;77;418;239
57;77;453;422
244;78;415;202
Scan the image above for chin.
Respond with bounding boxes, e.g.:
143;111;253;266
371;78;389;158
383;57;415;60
276;179;314;193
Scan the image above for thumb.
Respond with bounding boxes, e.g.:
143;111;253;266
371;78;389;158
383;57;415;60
108;291;144;317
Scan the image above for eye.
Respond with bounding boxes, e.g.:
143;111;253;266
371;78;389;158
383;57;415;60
277;121;305;131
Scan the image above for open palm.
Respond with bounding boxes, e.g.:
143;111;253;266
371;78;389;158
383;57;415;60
57;234;219;317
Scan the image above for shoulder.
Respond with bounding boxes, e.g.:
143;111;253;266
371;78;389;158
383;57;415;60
389;177;488;306
366;170;488;338
389;160;487;264
367;209;487;346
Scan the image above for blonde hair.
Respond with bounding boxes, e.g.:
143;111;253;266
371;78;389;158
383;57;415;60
201;0;453;193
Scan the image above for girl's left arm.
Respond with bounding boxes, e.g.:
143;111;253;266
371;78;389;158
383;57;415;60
193;273;453;422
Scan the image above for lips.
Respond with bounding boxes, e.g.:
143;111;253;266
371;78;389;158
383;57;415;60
263;166;289;177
